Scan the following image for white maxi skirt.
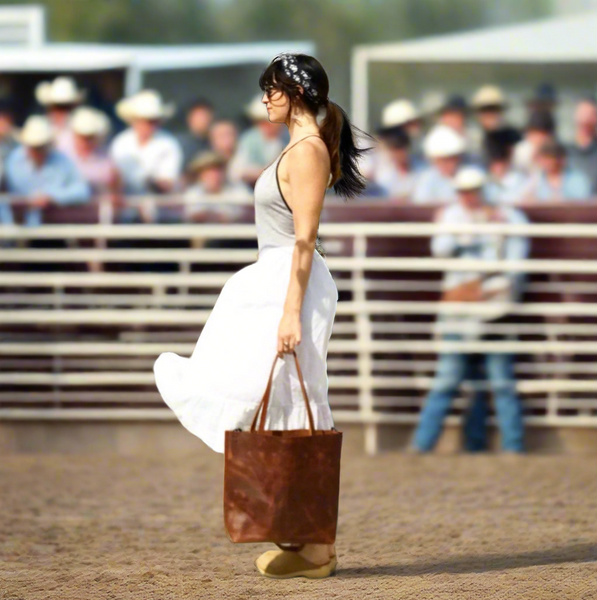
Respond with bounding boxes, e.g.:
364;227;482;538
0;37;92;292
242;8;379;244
153;245;339;454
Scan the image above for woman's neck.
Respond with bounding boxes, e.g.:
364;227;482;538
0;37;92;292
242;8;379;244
287;113;320;140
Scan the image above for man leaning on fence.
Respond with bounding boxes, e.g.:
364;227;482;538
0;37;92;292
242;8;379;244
411;166;529;454
1;115;91;229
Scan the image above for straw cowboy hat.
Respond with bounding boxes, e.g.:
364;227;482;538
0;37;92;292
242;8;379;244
115;90;176;123
472;85;508;110
17;115;54;147
245;94;269;121
380;99;420;128
453;166;487;191
188;151;227;175
423;125;466;159
71;106;111;138
35;76;86;106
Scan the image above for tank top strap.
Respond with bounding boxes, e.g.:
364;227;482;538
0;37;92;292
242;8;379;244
279;134;323;158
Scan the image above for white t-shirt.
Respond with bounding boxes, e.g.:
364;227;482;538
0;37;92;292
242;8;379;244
109;128;183;194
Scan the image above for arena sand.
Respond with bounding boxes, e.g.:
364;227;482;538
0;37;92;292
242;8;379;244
1;433;596;600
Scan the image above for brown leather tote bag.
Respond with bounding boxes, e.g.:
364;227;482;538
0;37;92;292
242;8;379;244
223;349;342;546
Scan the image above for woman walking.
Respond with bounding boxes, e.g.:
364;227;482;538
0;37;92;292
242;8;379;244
153;52;373;579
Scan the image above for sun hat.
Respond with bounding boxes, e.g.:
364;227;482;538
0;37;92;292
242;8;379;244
472;85;508;110
423;124;466;159
453;166;487;191
17;115;54;147
245;94;269;121
71;106;111;138
115;90;176;123
380;99;420;128
187;150;227;175
35;76;86;106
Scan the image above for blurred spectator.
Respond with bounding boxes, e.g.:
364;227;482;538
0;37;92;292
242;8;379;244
0;99;18;161
484;129;532;205
35;76;85;158
369;127;425;200
411;166;528;454
512;111;556;173
110;90;183;222
437;94;468;136
378;99;425;160
185;151;252;250
529;140;592;202
186;151;251;200
70;107;120;195
1;115;91;227
526;82;558;119
412;125;467;204
567;98;597;194
209;119;238;160
207;119;241;185
178;97;215;169
228;94;288;187
471;85;521;157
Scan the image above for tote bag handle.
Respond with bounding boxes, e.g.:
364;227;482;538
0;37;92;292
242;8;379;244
249;350;316;434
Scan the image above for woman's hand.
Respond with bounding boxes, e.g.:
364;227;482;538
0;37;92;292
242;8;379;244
277;311;301;356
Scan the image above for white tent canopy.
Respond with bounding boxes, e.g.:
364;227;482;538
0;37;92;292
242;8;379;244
351;11;597;130
0;41;315;95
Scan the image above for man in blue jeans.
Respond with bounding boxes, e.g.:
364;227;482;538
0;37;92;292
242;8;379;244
412;166;529;453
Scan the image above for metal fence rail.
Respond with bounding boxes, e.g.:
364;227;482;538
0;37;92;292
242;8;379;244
1;216;597;453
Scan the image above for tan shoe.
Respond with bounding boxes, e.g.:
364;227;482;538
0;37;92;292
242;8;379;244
255;549;337;579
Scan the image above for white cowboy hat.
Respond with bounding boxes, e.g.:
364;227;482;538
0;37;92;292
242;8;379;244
380;99;420;128
472;85;507;110
424;125;466;159
453;166;487;191
245;94;269;121
71;106;111;138
35;76;86;106
17;115;54;147
115;90;176;123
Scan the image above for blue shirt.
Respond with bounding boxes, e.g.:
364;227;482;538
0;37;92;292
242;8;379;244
1;145;91;226
412;166;458;205
533;167;592;202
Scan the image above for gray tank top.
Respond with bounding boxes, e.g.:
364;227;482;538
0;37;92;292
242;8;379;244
254;134;326;257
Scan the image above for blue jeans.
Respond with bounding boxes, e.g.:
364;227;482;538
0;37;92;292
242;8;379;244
413;343;524;452
462;357;490;452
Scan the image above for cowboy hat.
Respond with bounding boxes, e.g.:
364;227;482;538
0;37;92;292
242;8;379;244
472;85;508;110
245;94;269;121
423;125;466;159
71;106;111;138
187;151;227;175
17;115;54;147
115;90;176;123
35;76;86;106
380;99;420;128
453;166;487;191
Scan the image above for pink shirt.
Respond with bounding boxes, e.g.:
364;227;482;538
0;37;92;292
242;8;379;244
72;150;116;193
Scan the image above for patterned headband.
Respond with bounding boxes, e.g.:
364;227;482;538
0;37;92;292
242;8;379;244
273;52;323;102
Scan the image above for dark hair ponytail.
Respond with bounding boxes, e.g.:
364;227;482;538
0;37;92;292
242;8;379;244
319;99;376;200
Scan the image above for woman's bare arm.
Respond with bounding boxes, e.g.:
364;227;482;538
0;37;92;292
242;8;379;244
281;139;330;317
275;138;329;355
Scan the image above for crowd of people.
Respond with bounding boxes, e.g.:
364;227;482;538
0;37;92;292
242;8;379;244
0;76;294;227
1;76;596;229
363;82;597;205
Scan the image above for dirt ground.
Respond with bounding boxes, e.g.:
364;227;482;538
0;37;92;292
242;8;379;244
1;436;597;600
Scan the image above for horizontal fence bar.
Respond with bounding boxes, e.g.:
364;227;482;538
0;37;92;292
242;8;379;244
0;371;595;393
3;250;597;275
1;339;597;355
4;221;597;238
0;408;595;428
